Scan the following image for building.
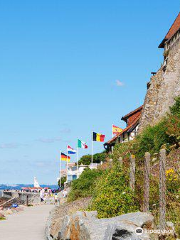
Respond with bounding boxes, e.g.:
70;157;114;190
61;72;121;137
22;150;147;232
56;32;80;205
139;12;180;130
60;169;67;178
67;163;78;182
104;106;143;152
61;162;100;183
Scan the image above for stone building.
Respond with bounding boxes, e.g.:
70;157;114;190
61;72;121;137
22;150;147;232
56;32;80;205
104;106;143;152
139;12;180;130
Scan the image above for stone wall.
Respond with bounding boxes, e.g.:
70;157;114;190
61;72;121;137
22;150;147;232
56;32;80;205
139;31;180;131
3;191;40;205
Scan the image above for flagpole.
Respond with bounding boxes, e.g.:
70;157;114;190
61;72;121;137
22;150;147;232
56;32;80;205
112;125;114;153
77;147;79;179
91;132;93;164
66;148;68;183
60;151;61;188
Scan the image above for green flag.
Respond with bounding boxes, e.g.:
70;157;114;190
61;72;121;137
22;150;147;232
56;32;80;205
77;139;88;149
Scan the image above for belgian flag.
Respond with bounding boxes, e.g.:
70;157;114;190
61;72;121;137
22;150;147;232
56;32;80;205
93;132;105;142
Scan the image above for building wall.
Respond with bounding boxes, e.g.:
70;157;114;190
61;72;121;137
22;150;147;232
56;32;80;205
119;125;138;143
139;31;180;131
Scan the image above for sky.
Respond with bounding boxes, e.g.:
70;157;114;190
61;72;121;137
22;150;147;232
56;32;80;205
0;0;179;184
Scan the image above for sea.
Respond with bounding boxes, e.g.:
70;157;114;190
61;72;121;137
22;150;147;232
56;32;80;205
0;184;58;197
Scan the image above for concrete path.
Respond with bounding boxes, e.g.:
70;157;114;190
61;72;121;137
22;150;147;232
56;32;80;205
0;205;54;240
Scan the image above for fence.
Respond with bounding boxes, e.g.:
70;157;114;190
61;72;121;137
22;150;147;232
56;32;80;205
121;149;167;230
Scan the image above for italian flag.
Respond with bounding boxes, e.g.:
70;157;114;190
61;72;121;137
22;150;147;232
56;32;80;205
77;139;88;149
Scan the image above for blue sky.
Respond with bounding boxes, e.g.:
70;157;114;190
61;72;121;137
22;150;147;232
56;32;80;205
0;0;179;184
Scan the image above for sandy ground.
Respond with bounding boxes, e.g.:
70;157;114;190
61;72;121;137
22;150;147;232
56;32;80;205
0;205;54;240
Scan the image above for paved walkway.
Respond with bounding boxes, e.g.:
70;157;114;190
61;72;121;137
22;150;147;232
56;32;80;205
0;205;54;240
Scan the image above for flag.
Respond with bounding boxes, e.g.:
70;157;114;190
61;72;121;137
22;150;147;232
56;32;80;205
112;125;123;135
67;145;76;154
93;132;105;142
61;153;70;162
77;139;88;149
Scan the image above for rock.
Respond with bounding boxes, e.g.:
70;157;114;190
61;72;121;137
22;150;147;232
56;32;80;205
5;209;13;215
46;197;92;240
166;221;176;236
58;211;155;240
16;206;24;212
0;212;5;219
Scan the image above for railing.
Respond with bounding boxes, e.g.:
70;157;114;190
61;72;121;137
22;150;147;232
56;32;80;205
0;197;17;207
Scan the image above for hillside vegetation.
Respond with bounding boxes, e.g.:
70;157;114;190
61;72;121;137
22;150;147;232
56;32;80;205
68;96;180;237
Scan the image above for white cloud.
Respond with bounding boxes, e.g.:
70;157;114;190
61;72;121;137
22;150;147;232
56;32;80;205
60;128;71;134
0;143;18;149
37;137;61;143
116;80;124;87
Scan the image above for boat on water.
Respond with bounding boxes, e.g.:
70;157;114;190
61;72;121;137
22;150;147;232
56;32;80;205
21;177;50;193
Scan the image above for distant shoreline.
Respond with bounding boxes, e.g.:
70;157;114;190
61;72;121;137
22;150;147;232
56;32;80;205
0;184;58;191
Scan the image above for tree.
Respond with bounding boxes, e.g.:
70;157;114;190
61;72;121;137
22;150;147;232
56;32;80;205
78;155;91;165
58;176;66;188
78;152;107;165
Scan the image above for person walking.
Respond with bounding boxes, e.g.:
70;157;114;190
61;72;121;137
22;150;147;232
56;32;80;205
40;189;45;202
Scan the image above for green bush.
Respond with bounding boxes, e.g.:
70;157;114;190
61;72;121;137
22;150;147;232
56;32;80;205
58;176;66;188
93;152;106;163
78;155;91;165
89;164;138;218
68;168;103;202
136;119;170;159
78;152;107;165
112;141;135;163
166;115;180;145
170;96;180;117
165;96;180;145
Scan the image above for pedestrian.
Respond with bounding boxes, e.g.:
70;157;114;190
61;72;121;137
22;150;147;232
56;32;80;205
40;189;45;202
54;193;58;205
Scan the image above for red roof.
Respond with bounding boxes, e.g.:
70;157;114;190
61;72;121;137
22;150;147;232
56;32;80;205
121;105;143;122
159;12;180;48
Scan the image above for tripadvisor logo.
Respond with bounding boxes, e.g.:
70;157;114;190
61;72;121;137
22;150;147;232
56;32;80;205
135;227;144;235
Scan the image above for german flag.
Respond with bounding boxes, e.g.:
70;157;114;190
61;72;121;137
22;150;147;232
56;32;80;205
61;153;70;162
93;132;105;142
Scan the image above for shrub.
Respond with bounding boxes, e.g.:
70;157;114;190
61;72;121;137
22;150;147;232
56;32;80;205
89;164;138;218
166;96;180;145
68;168;103;202
136;119;169;159
78;152;107;165
58;176;66;188
78;154;92;165
112;141;135;164
166;115;180;145
166;169;180;194
170;96;180;117
93;152;106;163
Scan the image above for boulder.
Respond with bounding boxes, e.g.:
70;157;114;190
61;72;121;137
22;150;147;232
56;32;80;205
5;209;13;215
58;211;155;240
0;212;5;219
